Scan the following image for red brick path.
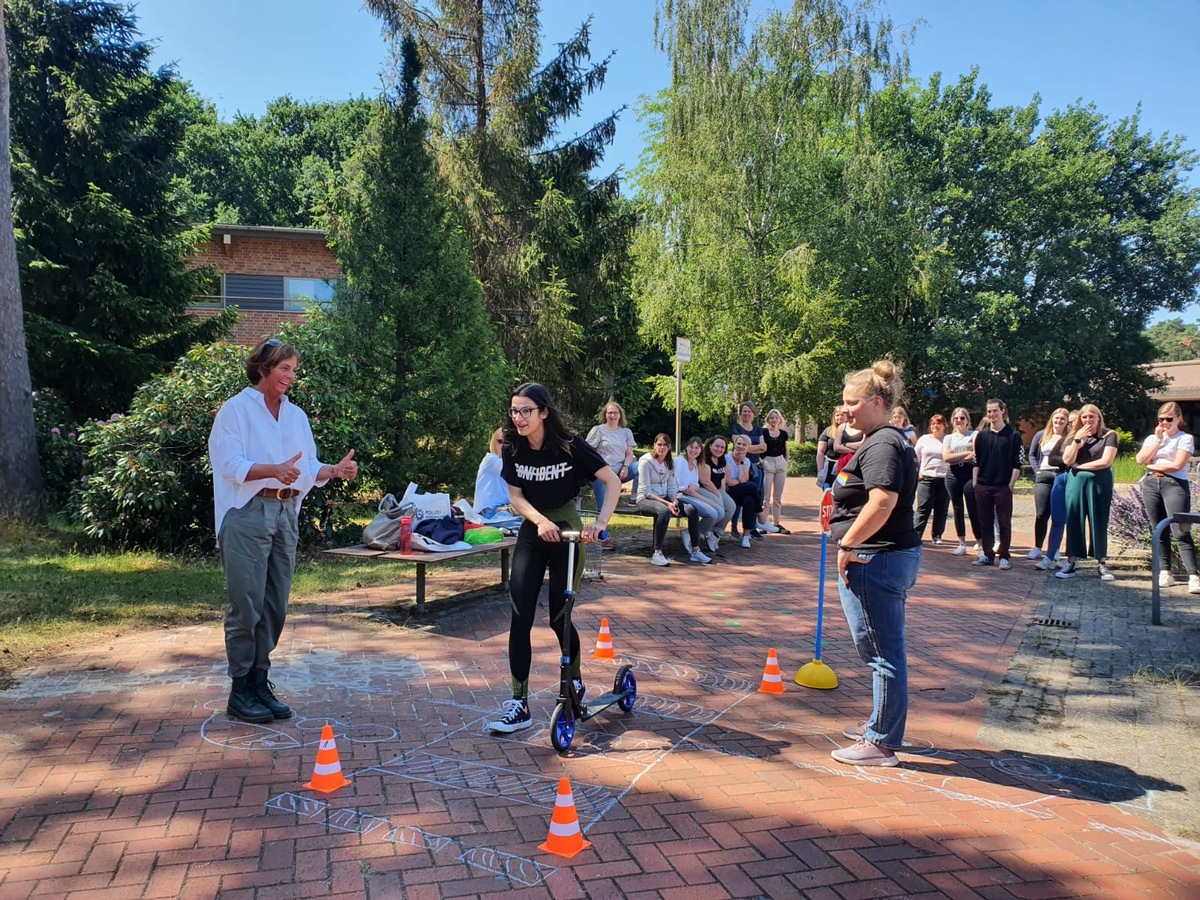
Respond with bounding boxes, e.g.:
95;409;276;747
1;479;1197;898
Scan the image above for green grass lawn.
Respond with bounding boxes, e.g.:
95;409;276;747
0;509;656;684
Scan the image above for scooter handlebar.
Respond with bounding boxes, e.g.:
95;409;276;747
559;529;607;542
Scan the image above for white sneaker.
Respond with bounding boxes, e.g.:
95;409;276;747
651;550;670;567
740;535;752;549
760;522;780;534
1189;574;1200;594
689;548;712;564
681;529;692;553
706;532;719;553
1098;564;1114;582
1159;570;1176;588
952;542;967;556
977;550;988;563
998;559;1012;570
1026;549;1042;560
972;543;981;552
1035;556;1056;571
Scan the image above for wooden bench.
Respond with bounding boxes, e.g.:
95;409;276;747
323;536;517;614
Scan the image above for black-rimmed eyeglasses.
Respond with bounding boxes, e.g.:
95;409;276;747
509;406;541;419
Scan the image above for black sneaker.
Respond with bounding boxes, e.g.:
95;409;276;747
486;698;531;733
1055;562;1078;579
971;557;994;567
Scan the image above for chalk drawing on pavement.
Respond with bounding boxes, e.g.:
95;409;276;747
265;791;558;887
200;707;398;750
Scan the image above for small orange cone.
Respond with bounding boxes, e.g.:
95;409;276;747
304;724;352;793
538;777;592;858
758;648;785;695
593;617;615;658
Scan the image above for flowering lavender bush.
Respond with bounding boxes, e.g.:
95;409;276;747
1109;467;1200;552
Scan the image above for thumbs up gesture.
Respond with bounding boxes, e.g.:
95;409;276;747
332;449;358;481
275;452;302;485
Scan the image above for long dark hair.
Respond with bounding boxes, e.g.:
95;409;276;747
703;434;728;466
504;382;574;455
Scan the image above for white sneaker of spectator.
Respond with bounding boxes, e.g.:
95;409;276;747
689;548;712;564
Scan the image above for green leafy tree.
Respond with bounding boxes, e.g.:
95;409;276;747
7;0;234;422
363;1;646;420
326;35;511;494
868;74;1200;425
171;93;375;227
634;0;909;424
1144;318;1200;362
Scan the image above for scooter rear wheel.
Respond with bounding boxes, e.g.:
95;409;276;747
550;701;575;751
615;665;637;712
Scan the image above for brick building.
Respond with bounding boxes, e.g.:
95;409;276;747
188;224;341;345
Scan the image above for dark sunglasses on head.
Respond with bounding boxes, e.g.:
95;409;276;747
264;338;283;347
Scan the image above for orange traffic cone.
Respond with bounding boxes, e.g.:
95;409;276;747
758;647;785;695
538;777;592;858
304;724;352;793
593;617;615;659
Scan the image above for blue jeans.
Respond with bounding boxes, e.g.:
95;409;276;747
592;466;635;511
837;546;921;749
1045;471;1069;560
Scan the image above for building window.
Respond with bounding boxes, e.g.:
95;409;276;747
285;277;337;311
191;274;341;311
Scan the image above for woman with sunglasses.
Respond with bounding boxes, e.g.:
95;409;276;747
1057;403;1119;581
486;383;620;734
473;428;510;513
1136;402;1200;593
209;338;359;724
941;407;981;556
732;401;780;533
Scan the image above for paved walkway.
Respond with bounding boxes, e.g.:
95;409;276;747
2;479;1198;898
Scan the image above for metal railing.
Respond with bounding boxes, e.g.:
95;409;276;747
1149;511;1200;625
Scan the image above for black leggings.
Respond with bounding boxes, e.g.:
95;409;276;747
507;513;583;698
945;464;981;542
1033;471;1056;550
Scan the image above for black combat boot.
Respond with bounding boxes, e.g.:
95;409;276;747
227;674;274;723
250;668;293;719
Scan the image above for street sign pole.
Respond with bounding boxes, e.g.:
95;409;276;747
674;337;692;455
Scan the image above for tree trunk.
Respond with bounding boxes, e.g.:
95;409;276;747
0;6;44;518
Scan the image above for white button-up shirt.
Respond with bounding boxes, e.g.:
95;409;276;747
208;387;329;542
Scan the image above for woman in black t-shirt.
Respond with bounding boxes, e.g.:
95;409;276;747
701;435;737;541
1057;403;1119;582
485;383;620;734
828;360;920;768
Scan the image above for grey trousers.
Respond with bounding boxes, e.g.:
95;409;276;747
219;496;298;677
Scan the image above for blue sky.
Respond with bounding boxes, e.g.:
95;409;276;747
135;0;1199;317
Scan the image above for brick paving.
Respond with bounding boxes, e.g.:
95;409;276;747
1;478;1198;898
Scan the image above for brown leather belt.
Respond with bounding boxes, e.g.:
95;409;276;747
257;488;300;500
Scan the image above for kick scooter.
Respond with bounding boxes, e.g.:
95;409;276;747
549;530;637;751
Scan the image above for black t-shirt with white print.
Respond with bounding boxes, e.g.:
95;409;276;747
829;425;920;553
502;433;607;512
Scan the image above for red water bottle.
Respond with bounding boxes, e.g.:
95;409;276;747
400;515;413;554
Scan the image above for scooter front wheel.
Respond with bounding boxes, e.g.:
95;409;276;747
615;665;638;712
550;701;575;751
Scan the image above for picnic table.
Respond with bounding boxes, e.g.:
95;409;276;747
323;536;516;613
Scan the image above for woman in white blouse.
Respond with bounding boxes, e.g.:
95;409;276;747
674;436;721;555
1136;401;1199;592
913;414;951;543
942;406;981;556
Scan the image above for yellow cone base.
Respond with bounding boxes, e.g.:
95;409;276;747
794;659;839;690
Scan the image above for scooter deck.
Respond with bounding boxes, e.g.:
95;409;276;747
577;689;630;721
